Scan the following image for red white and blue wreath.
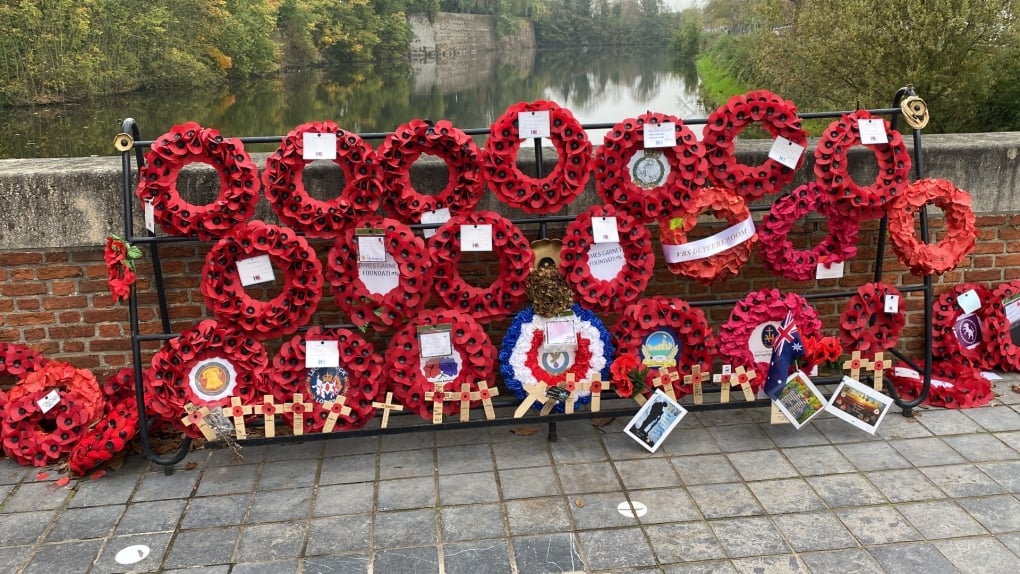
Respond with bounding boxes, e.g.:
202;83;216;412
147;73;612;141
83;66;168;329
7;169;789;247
499;304;614;413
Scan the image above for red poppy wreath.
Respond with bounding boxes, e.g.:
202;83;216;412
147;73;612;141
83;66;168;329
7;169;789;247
560;204;654;313
759;182;860;282
137;122;260;239
718;288;823;388
988;280;1020;372
378;118;484;224
202;221;323;340
838;282;905;353
931;283;1002;371
702;90;807;201
887;361;993;409
813;110;911;219
659;186;757;284
69;368;142;476
0;342;48;385
610;296;717;400
887;178;977;276
262;120;381;238
428;210;534;323
384;309;496;421
594;111;708;223
482;100;592;214
269;327;385;433
145;319;270;437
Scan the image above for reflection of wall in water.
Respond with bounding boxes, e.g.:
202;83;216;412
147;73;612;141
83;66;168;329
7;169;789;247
412;49;535;95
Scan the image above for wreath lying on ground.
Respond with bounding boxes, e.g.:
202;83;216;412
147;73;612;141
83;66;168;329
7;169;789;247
593;112;707;223
0;342;49;384
931;283;1001;371
659;186;756;284
137;122;260;239
887;178;977;276
500;304;614;413
378;119;484;224
326;216;434;332
718;288;823;388
428;210;534;323
839;282;905;353
385;309;496;421
269;327;385;433
482;100;592;214
610;296;717;400
69;368;142;476
560;204;654;313
813;110;911;219
262;120;381;237
758;182;860;282
702;90;807;201
202;221;323;340
887;361;993;409
989;280;1020;372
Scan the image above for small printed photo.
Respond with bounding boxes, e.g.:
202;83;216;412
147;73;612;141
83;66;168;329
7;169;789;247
824;376;894;435
623;389;688;453
773;371;827;429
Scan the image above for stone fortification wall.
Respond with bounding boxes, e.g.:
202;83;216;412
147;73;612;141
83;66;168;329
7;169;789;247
408;12;536;60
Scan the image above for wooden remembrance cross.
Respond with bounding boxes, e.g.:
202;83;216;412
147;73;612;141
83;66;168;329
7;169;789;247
424;382;458;424
182;403;217;441
458;381;500;422
371;391;404;429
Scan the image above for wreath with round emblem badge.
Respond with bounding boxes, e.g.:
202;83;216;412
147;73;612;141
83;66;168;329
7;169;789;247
499;304;614;413
887;178;977;276
931;283;1002;371
262;120;381;238
838;282;906;353
593;112;708;222
137;122;260;239
482;100;592;214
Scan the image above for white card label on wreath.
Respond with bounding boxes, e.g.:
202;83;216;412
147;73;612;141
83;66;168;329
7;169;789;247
592;216;620;244
545;319;577;349
643;122;677;149
815;259;845;280
357;254;400;296
357;234;387;262
661;217;756;263
419;329;454;358
237;254;275;287
305;340;340;369
587;242;626;281
885;294;900;314
37;389;61;414
421;207;451;239
144;200;155;233
460;224;493;252
749;321;783;363
302;132;337;160
894;366;921;379
767;136;805;169
721;364;732;375
858;119;889;145
957;289;982;314
518;110;551;139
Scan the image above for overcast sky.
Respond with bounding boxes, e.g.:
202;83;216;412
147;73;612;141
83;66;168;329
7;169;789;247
664;0;703;11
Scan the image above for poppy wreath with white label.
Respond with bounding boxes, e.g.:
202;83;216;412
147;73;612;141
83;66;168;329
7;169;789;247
594;112;708;223
327;216;434;332
659;186;756;284
930;283;1001;370
202;221;322;340
887;178;977;276
482;100;592;214
560;204;654;313
988;280;1020;372
262;120;381;238
137;122;260;239
702;90;807;201
887;361;993;409
838;282;905;353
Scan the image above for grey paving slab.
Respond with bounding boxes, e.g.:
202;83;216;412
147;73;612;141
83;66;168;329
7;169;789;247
729;554;808;574
958;494;1020;533
256;460;319;490
0;510;55;546
771;512;857;552
812;417;882;444
836;441;912;471
726;450;798;481
800;548;884;574
921;463;1007;497
319;453;378;485
965;405;1020;432
888;436;967;467
436;427;494;447
131;470;200;502
943;433;1019;462
806;474;887;507
265;440;323;461
380;431;434;452
916;408;984;435
505;496;573;536
306;514;371;556
747;478;827;515
232;559;300;573
630;487;703;524
114;498;187;535
781;445;857;476
498;465;562;499
93;532;172;574
556;461;623;494
760;421;829;447
979;460;1020;493
935;535;1020;574
579;527;657;570
492;439;553;469
0;483;11;504
698;408;768;427
323;436;379;457
376;475;436;511
615;457;682;489
379;448;435;479
443;540;513;574
875;412;933;439
661;560;736;574
602;430;668;459
835;506;923;545
364;545;442;573
437;443;494;475
314;481;374;517
248;486;313;523
2;480;72;512
194;463;259;496
0;462;28;485
441;503;507;542
659;427;723;456
181;493;250;528
868;542;960;574
236;521;307;562
568;491;640;530
646;522;726;563
710;516;790;558
688;483;764;519
67;468;140;507
164;527;240;569
706;424;776;452
20;539;102;574
302;554;371;574
672;454;742;485
997;430;1020;452
374;508;437;549
866;468;944;503
45;504;123;542
550;434;610;464
897;500;988;539
996;531;1020;558
439;470;500;505
512;533;585;574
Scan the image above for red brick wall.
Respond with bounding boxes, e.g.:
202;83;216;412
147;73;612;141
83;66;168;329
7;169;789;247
1;214;1014;384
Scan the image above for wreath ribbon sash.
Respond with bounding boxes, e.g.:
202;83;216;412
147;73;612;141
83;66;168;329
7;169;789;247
662;217;756;263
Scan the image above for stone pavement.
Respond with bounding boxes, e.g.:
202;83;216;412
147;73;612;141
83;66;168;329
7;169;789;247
2;379;1020;574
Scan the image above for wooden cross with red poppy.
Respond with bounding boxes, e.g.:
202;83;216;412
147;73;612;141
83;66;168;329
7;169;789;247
843;350;867;381
514;382;550;418
424;383;457;424
254;395;280;438
864;351;887;391
321;396;352;433
458;381;501;422
713;366;734;403
221;396;252;440
371;391;404;428
685;365;707;405
283;393;314;436
182;403;216;441
580;374;610;412
732;366;757;402
636;367;678;406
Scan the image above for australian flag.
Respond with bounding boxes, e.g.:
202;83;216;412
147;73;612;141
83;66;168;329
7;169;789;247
764;311;805;400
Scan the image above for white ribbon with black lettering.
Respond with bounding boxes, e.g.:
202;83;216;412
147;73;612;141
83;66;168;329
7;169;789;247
661;217;756;264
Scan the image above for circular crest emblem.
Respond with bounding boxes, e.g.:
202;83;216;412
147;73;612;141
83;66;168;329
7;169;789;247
188;357;238;402
640;329;680;368
628;150;670;190
539;348;576;375
305;367;349;404
748;321;783;363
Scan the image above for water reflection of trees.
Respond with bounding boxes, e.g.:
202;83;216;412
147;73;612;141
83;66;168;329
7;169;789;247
536;47;674;108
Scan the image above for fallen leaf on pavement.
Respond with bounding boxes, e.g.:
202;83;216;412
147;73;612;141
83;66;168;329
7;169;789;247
511;426;540;436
